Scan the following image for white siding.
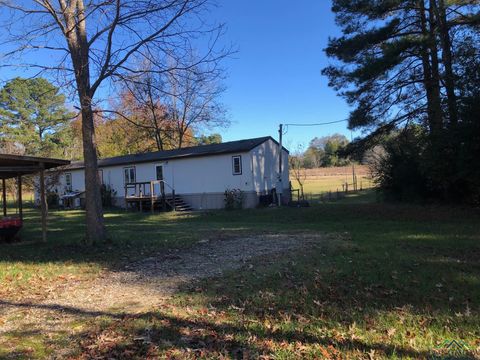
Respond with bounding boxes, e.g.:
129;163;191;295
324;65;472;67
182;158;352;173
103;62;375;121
250;139;289;193
52;152;255;197
158;152;254;194
56;170;84;193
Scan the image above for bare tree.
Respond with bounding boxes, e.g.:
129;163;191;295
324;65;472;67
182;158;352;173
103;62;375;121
289;146;307;200
166;61;229;148
0;0;227;244
111;68;179;151
113;85;174;152
113;53;229;149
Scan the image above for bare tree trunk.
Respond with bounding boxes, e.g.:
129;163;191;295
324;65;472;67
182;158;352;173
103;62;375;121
425;0;444;136
435;0;458;126
146;79;164;151
419;1;438;134
178;127;184;148
65;1;106;244
80;100;107;244
154;131;163;151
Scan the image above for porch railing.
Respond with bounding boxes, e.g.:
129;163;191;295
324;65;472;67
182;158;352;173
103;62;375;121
124;180;176;211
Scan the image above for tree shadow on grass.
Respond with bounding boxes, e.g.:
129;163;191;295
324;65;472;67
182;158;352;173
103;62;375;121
1;201;479;266
0;208;208;268
0;299;451;359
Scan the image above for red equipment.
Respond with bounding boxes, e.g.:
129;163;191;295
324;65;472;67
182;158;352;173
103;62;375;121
0;216;23;242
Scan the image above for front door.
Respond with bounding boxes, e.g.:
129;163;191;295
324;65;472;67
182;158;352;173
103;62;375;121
156;165;163;181
155;165;164;196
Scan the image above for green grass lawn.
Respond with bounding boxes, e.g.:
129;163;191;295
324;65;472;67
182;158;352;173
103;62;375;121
1;192;479;359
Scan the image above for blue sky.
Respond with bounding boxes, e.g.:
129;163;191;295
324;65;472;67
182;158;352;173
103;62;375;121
210;0;353;149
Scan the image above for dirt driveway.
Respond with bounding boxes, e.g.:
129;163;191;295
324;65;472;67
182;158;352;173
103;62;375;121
45;233;325;312
0;233;327;357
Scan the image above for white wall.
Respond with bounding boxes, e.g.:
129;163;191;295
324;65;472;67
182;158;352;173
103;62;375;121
158;152;254;195
46;170;85;195
250;139;289;194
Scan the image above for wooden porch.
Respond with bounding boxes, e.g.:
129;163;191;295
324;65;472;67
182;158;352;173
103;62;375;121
124;180;192;212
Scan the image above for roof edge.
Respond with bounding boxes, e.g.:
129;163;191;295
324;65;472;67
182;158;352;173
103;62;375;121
0;153;70;165
65;136;289;171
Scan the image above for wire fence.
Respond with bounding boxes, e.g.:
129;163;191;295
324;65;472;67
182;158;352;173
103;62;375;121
289;165;376;203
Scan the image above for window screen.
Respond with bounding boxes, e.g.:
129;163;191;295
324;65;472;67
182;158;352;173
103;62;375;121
124;167;136;184
232;156;242;175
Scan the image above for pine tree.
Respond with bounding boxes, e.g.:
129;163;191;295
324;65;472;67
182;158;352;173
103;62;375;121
0;77;72;157
324;0;478;135
324;0;480;202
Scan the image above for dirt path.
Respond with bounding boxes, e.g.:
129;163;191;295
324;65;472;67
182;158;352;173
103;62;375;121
0;233;326;350
45;233;325;312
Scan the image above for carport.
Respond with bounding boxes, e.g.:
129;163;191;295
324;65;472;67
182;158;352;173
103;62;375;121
0;154;70;242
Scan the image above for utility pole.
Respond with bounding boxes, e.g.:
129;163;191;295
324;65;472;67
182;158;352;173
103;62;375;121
275;120;349;205
277;123;283;206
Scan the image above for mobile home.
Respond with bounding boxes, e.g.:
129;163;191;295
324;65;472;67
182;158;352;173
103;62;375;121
46;136;290;210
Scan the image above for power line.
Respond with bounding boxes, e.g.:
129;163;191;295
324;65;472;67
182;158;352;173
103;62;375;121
283;119;348;127
281;119;349;135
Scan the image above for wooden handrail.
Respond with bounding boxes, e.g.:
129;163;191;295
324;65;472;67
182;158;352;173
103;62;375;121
124;180;177;212
124;180;175;198
150;180;175;192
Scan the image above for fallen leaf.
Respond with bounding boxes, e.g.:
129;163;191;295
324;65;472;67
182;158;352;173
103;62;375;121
387;328;396;337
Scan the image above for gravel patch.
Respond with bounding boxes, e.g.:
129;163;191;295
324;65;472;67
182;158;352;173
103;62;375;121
0;232;328;355
43;233;326;313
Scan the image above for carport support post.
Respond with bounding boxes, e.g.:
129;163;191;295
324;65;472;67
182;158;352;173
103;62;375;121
17;175;23;221
39;164;47;242
2;178;6;217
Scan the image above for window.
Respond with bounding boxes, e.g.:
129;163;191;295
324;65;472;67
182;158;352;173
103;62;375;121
232;155;242;175
65;173;72;191
124;167;136;184
155;165;163;181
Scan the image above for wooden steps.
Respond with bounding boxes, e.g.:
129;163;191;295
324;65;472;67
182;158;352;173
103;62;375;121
124;180;193;212
165;195;193;212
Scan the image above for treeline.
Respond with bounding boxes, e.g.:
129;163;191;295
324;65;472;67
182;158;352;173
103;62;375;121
0;77;225;161
324;0;480;204
290;134;352;169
